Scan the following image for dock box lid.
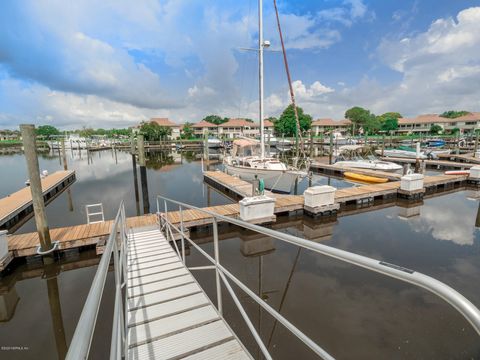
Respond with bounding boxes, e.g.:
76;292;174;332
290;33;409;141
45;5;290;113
239;195;275;206
303;185;336;195
401;174;424;181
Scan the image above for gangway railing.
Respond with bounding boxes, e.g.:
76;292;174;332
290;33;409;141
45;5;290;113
66;201;128;360
157;195;480;360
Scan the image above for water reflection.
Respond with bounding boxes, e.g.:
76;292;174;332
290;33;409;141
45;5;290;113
0;250;114;359
185;191;480;359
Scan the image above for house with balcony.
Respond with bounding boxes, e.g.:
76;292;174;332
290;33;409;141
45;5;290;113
397;112;480;134
311;118;352;135
148;118;181;139
217;119;274;139
191;120;219;137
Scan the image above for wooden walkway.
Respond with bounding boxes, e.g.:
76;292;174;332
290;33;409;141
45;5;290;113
438;153;480;164
310;163;402;181
203;170;273;199
8;214;157;257
126;228;250;360
379;157;475;169
3;170;469;262
0;170;76;230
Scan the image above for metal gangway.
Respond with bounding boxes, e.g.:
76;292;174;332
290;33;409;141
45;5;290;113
66;196;480;359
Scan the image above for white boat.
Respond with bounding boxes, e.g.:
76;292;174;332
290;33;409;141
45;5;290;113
224;139;306;193
222;0;306;193
334;158;402;172
376;149;428;159
48;134;88;150
334;145;402;172
331;131;357;145
207;138;222;148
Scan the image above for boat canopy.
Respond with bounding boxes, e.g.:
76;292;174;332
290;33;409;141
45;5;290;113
232;139;262;157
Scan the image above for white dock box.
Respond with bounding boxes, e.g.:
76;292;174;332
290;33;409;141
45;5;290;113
304;185;336;208
0;231;8;262
475;151;480;159
400;174;424;192
239;196;275;222
470;165;480;179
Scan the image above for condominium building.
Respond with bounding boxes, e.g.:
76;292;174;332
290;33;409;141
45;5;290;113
311;118;352;135
149;118;181;139
397;112;480;134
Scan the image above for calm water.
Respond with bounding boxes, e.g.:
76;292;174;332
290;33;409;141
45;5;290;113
0;149;479;359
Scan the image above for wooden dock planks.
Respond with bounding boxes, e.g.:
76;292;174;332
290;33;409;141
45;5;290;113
126;228;251;360
0;170;76;228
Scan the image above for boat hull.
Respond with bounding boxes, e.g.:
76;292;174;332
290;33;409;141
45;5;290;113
224;164;304;193
334;160;402;172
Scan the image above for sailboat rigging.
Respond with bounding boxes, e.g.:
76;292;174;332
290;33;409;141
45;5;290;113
223;0;307;193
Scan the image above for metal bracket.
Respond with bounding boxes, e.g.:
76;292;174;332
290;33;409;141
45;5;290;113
36;241;59;255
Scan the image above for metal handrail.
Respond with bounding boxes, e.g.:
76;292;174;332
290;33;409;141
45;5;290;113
157;194;480;359
66;201;128;360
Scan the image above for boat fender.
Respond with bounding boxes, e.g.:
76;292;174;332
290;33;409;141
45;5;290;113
258;179;265;195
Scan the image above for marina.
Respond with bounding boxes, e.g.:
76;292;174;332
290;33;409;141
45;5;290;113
1;1;480;359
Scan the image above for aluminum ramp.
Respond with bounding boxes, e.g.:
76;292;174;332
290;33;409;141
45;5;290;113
127;228;252;360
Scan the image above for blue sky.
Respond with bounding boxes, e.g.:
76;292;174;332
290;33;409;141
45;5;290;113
0;0;479;129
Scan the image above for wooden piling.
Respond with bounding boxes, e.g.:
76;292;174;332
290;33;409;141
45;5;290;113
137;134;150;214
20;124;52;252
329;132;333;165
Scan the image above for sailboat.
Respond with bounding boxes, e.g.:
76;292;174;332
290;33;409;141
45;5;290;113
223;0;306;193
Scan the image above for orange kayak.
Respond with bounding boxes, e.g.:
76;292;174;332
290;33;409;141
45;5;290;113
344;172;388;183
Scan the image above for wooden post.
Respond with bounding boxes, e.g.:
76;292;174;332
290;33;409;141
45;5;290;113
415;142;420;173
309;130;314;158
474;133;478;158
137;134;150;214
61;138;67;171
131;135;141;216
20;124;52;251
381;134;385;157
329;132;333;165
320;132;324;156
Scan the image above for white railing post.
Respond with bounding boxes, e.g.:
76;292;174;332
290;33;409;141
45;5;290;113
180;205;186;264
213;218;223;315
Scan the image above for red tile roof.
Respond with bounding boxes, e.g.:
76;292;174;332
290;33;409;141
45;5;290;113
150;118;179;127
312;118;352;126
398;113;480;124
192;120;218;128
218;118;255;127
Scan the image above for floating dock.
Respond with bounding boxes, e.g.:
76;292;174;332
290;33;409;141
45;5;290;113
309;163;402;181
379;157;475;170
0;170;76;231
126;227;250;360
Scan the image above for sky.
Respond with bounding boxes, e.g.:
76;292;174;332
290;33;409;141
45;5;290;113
0;0;479;129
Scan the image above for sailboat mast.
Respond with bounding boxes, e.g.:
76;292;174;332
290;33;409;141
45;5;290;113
259;0;265;160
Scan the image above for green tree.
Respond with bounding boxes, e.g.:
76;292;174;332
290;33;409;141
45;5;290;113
379;112;402;121
36;125;60;139
181;122;195;139
79;127;95;138
451;127;460;135
430;124;443;134
440;110;470;119
266;116;277;123
274;104;312;137
202;115;227;125
381;117;399;132
345;107;376;135
139;121;172;141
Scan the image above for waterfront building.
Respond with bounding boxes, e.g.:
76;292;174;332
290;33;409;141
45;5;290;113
149;118;181;139
311;118;352;135
191;120;218;137
397;112;480;134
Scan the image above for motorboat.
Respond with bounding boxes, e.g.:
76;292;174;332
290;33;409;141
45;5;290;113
207;137;222;148
331;131;357;145
47;134;88;150
224;139;306;193
376;148;428;160
334;145;402;172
